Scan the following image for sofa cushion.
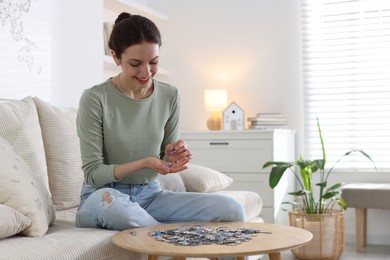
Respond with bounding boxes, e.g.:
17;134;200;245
179;164;233;192
0;96;50;194
0;204;32;239
0;136;55;237
34;97;84;211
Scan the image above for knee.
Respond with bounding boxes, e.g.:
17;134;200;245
99;190;159;229
215;195;245;222
225;197;245;221
100;191;114;208
76;188;117;228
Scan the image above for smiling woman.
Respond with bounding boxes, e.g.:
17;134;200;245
75;15;246;259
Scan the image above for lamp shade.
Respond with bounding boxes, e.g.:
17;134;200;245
204;89;228;111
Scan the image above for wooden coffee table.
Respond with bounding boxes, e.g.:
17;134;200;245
112;222;312;260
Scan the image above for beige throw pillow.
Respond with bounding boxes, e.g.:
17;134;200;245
0;137;55;237
158;173;186;192
179;164;233;192
0;96;50;194
34;97;84;210
0;204;32;239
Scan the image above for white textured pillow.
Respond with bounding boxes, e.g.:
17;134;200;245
157;173;186;192
34;97;84;210
0;204;32;239
178;164;233;192
0;137;55;237
0;96;50;194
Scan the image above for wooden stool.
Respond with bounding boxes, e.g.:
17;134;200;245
342;183;390;252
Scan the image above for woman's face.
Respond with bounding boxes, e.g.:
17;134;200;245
117;42;160;89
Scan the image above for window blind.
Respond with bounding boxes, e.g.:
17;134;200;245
301;0;390;171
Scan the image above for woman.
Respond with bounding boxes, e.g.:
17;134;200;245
76;12;245;231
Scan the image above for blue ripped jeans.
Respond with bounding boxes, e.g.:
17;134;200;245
76;179;245;230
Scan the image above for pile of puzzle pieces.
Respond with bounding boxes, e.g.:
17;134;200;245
148;224;271;246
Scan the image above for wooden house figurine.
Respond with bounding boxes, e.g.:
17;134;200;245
223;102;244;130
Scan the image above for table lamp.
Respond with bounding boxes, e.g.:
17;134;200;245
204;89;228;130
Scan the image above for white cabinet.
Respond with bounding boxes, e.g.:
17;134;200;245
103;0;169;78
180;130;296;224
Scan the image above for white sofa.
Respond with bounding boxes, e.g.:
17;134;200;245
0;96;263;260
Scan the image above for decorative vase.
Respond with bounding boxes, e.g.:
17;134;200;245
289;209;345;260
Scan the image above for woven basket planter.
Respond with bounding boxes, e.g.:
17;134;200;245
289;209;345;260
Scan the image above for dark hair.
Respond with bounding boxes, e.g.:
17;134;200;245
108;12;162;59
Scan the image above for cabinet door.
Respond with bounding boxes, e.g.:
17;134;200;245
186;139;273;173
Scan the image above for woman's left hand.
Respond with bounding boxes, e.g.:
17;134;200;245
165;139;192;163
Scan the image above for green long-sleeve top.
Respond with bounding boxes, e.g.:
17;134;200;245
76;78;180;187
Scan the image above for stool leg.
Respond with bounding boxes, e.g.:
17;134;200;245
355;208;364;252
148;255;159;260
362;208;367;247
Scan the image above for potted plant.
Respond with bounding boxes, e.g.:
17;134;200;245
263;118;375;260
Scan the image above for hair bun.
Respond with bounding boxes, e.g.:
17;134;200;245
115;12;132;25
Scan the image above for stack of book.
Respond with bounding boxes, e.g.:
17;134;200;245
247;113;287;129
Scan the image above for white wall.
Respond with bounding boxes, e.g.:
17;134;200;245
51;0;104;107
0;0;52;100
150;0;303;138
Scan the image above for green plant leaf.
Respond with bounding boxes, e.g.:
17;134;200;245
297;160;318;189
314;159;325;170
296;159;316;169
268;165;291;188
289;190;306;196
346;150;377;170
263;161;294;168
316;181;327;188
317;117;327;166
357;150;375;162
326;182;344;192
322;191;340;199
335;198;347;210
299;166;313;191
282;201;299;206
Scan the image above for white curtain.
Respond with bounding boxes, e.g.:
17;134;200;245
0;0;51;100
301;0;390;171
